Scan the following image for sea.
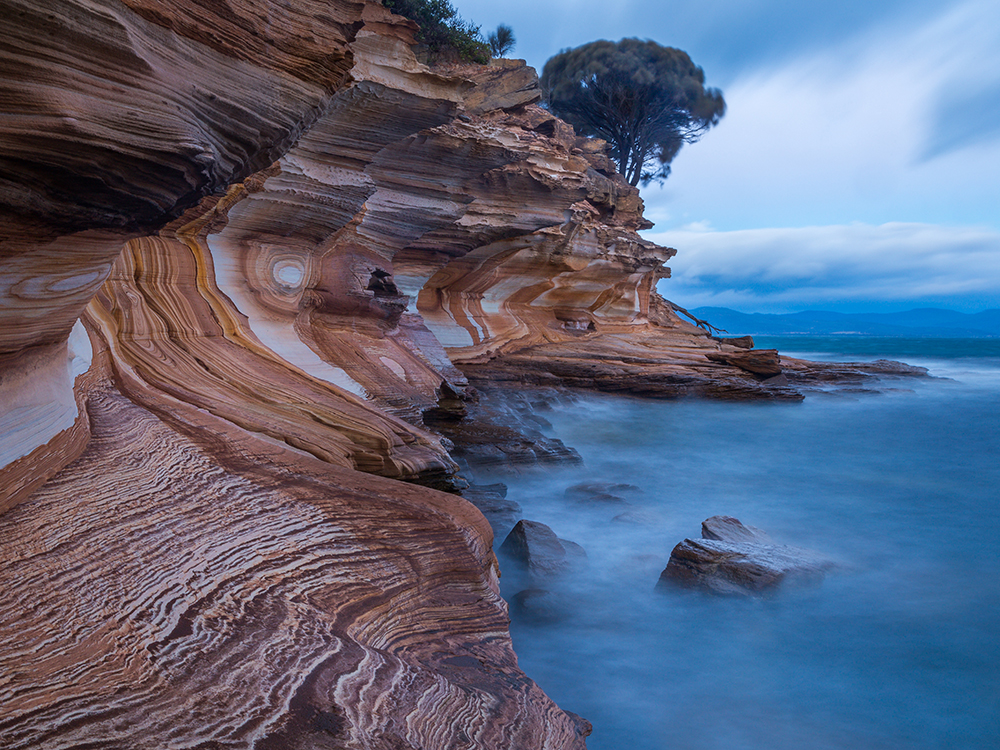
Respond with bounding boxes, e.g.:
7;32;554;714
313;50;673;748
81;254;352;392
477;336;1000;750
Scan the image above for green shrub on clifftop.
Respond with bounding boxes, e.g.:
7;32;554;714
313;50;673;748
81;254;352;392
382;0;490;63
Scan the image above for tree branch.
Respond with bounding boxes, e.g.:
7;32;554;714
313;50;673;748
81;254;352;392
668;302;728;335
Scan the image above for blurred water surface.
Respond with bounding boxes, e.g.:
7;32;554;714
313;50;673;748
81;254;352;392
480;337;1000;750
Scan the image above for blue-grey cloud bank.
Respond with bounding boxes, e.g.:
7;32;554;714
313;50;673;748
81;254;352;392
454;0;1000;313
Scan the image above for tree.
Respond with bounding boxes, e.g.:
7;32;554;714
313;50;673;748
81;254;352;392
487;24;516;58
541;39;725;186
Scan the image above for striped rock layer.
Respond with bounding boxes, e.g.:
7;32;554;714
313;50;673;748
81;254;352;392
0;0;801;747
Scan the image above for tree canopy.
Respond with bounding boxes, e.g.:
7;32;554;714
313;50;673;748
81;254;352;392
541;39;725;186
487;24;516;58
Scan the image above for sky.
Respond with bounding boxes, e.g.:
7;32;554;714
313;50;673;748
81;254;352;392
453;0;1000;313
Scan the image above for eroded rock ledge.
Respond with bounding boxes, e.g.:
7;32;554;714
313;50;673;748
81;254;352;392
0;1;923;746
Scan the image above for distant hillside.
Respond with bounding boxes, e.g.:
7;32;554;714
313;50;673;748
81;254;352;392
692;307;1000;337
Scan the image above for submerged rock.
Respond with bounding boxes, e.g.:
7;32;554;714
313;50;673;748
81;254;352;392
612;510;659;525
781;357;931;389
564;481;642;510
566;481;642;498
658;516;835;596
612;553;668;581
499;520;587;582
510;588;575;624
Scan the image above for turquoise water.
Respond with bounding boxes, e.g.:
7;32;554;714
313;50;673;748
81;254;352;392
481;338;1000;750
753;335;1000;363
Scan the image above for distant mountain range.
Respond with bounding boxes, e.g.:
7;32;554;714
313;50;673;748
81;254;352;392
691;307;1000;338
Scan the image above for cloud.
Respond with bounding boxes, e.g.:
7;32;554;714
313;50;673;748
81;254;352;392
450;0;1000;313
925;75;1000;159
639;0;1000;232
648;222;1000;312
454;0;952;86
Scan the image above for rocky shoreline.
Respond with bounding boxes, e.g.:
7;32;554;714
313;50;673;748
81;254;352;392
0;2;928;746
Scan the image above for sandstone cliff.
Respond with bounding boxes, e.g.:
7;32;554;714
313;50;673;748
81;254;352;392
0;1;866;747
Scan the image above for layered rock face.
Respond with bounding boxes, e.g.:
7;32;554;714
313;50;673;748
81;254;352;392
1;0;371;508
397;102;795;400
0;2;591;747
0;369;585;748
0;0;865;746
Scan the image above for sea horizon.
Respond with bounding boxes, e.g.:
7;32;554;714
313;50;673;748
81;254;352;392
689;306;1000;339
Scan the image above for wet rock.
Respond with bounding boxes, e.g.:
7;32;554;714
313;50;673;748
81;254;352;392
462;483;521;536
564;712;594;740
559;538;587;560
700;515;772;544
705;349;783;377
760;372;790;386
564;481;640;506
862;359;931;376
422;381;471;425
713;335;755;349
658;516;835;596
437;388;582;472
781;357;930;388
611;510;659;525
499;520;587;582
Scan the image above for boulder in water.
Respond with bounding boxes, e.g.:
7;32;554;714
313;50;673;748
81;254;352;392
700;515;773;544
658;516;835;596
500;520;587;583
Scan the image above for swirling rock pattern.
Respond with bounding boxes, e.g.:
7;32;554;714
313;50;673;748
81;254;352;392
0;0;379;508
0;2;592;746
0;0;362;234
0;357;587;748
1;0;899;745
88;204;457;483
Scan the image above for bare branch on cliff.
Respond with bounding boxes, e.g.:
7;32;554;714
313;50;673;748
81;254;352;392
669;302;728;335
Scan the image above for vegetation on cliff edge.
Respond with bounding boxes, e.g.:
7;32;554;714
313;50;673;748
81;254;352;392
382;0;491;63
